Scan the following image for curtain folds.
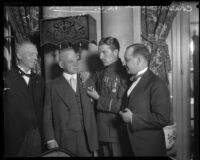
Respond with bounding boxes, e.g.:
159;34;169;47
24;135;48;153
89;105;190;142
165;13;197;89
141;3;180;84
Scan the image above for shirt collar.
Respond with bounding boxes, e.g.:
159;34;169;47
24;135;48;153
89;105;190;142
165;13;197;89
63;72;77;82
17;65;31;74
136;67;148;76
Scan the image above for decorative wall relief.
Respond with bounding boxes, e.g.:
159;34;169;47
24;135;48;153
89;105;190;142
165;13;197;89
40;15;97;47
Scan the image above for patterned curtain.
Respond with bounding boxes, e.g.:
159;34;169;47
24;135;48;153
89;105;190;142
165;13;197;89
141;3;180;85
6;6;41;75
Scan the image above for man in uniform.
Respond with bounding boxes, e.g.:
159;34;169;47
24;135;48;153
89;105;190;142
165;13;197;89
84;37;129;156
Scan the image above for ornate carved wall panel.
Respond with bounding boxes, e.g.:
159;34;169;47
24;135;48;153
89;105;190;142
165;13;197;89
40;14;97;47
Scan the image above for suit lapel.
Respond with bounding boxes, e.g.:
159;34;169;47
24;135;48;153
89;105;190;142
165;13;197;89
29;73;41;107
77;74;87;97
55;75;77;108
77;74;89;122
77;74;87;104
128;70;150;106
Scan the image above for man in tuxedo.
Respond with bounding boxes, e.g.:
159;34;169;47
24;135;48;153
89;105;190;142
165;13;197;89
119;44;170;156
4;41;45;156
43;46;98;157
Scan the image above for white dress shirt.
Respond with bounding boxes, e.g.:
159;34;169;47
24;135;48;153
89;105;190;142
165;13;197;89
17;65;31;85
63;72;77;92
127;67;148;97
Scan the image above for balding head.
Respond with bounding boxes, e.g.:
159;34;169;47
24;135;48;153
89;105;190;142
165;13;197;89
58;47;79;74
124;43;150;75
126;44;150;64
16;41;38;71
16;41;36;55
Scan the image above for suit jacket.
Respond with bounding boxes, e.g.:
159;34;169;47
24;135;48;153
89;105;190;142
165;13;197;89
4;67;45;156
126;69;170;156
43;74;98;154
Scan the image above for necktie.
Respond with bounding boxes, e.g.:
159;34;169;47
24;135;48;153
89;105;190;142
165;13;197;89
70;77;77;92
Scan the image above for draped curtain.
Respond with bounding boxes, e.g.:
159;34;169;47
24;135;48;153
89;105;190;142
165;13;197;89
6;6;41;75
141;3;180;85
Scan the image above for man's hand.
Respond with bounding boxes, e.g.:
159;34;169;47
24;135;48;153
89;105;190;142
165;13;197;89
87;86;100;100
93;150;98;157
80;71;90;83
47;140;59;150
119;108;133;123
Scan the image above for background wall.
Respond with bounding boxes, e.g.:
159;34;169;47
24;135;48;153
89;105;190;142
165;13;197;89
43;7;101;45
42;6;141;81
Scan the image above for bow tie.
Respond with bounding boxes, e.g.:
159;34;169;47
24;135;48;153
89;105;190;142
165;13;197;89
130;74;143;82
17;67;31;78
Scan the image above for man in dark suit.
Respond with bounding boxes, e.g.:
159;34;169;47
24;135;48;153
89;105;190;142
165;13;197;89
4;41;45;156
43;46;98;157
119;44;171;156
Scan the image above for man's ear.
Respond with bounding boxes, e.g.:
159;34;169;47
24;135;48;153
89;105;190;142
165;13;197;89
137;55;142;65
16;53;22;61
113;49;118;57
58;61;63;69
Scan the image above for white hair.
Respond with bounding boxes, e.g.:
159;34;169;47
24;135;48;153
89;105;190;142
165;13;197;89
16;41;36;55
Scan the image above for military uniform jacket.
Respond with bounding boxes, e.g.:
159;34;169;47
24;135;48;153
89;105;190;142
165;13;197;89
89;59;129;142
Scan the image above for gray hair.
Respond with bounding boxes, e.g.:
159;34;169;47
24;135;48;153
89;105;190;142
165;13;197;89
16;41;36;55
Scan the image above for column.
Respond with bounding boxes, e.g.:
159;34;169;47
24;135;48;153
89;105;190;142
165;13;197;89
133;6;141;43
171;10;190;160
101;6;135;62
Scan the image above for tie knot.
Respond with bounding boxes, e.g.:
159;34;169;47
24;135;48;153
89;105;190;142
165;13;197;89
70;76;76;81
